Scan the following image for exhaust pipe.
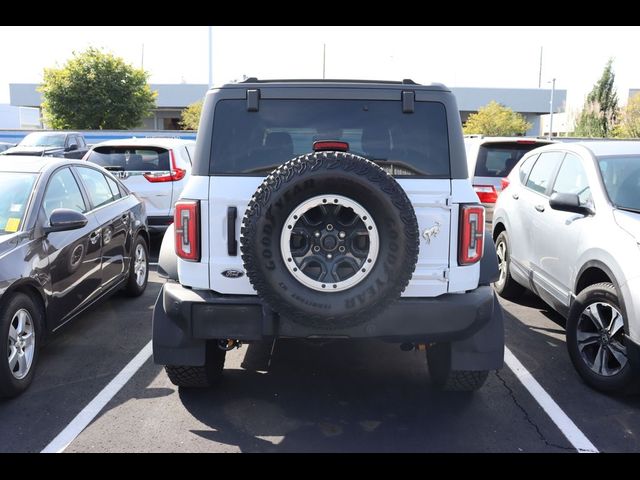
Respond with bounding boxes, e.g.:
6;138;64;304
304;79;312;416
400;342;428;352
217;339;242;351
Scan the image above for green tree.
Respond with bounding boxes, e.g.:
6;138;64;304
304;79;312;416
180;100;203;130
574;59;619;137
574;101;607;137
39;47;157;129
616;92;640;138
463;101;532;136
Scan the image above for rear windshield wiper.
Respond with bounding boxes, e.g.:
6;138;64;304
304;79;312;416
103;165;125;172
244;164;284;174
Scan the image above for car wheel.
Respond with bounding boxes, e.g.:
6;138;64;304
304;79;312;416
426;343;489;392
0;293;42;398
566;282;637;393
164;341;226;388
241;151;419;330
124;235;149;297
493;231;525;299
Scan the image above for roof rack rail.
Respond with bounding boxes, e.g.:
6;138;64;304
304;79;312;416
239;78;422;85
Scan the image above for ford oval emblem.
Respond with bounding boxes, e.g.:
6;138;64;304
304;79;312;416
222;269;244;279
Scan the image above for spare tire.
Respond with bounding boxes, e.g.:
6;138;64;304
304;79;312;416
241;151;419;329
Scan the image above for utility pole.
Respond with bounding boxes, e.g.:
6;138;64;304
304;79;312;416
548;78;556;140
208;26;213;88
538;46;543;88
322;43;326;80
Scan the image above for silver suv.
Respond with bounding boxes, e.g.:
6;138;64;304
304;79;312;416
493;141;640;393
154;79;505;393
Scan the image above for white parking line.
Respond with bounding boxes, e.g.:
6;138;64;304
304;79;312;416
504;347;599;453
41;341;153;453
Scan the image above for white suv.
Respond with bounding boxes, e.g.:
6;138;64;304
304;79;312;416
154;79;505;392
85;138;195;233
464;136;553;224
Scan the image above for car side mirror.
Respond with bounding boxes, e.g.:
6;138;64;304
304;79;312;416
44;208;88;234
549;193;593;215
66;144;78;152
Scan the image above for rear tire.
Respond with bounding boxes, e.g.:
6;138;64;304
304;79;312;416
427;343;489;392
124;235;149;297
493;231;525;299
165;341;226;388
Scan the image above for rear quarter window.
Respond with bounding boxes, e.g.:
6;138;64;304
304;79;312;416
518;154;539;184
210;99;450;178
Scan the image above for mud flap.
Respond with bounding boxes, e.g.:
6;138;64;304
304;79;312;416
449;292;505;371
152;286;206;366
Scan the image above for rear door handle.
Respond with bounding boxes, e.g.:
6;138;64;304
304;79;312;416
535;204;545;212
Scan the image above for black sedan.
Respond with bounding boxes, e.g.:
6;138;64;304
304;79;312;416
0;158;149;397
1;132;89;159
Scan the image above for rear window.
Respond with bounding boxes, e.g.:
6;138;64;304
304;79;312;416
211;99;450;177
87;146;170;172
475;142;547;178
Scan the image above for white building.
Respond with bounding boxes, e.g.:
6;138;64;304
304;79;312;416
0;104;42;129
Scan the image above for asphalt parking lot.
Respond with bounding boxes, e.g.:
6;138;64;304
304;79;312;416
1;238;639;453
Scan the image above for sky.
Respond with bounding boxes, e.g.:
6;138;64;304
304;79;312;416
1;26;639;112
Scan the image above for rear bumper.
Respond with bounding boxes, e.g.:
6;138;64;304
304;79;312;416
153;282;505;369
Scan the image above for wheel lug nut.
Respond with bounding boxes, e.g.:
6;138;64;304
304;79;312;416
313;246;320;252
327;253;333;259
339;231;346;239
314;231;320;238
326;224;334;231
339;246;346;253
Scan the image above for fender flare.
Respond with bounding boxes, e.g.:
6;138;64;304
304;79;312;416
158;223;178;281
478;232;499;286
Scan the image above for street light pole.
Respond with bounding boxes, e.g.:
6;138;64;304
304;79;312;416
322;43;326;80
548;78;556;140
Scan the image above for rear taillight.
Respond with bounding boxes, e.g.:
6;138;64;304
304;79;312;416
473;185;498;203
144;150;186;183
500;178;510;191
175;200;200;261
459;205;485;265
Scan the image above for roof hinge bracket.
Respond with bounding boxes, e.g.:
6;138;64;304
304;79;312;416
247;89;260;112
402;90;415;113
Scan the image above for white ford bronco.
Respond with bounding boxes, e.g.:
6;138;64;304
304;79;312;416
154;79;504;391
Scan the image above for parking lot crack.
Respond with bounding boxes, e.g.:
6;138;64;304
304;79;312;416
495;370;575;452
